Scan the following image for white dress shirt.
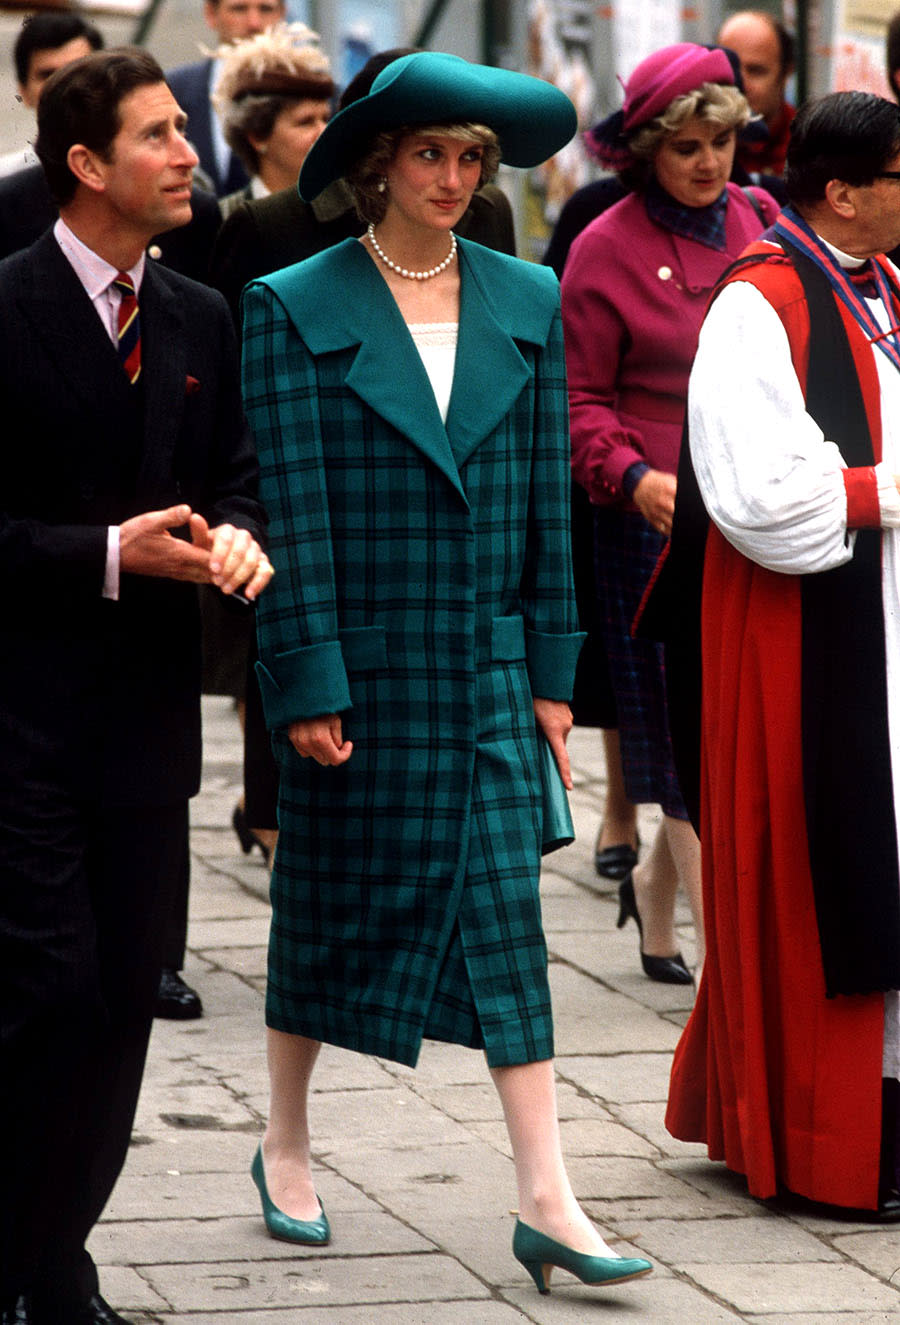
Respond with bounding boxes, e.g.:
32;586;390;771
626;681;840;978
54;217;146;600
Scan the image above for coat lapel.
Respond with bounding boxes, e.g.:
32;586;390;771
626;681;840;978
17;232;128;417
136;263;186;498
271;240;467;503
265;237;557;498
445;241;534;468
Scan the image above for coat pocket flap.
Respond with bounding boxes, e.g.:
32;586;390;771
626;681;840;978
339;624;388;673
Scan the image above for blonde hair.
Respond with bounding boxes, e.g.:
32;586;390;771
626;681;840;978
347;122;501;224
628;82;751;162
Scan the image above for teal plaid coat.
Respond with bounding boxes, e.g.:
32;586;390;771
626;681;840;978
242;237;583;1068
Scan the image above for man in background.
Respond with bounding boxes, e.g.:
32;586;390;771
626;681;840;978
718;8;795;176
0;12;102;176
167;0;286;195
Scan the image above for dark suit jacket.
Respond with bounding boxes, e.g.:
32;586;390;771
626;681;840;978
209;179;517;325
167;60;249;196
0;164;222;282
0;231;264;806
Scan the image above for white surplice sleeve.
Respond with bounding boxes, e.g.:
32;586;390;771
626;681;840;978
688;279;900;575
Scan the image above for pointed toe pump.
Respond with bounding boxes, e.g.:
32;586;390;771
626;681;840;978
617;872;693;985
513;1220;652;1294
251;1145;331;1245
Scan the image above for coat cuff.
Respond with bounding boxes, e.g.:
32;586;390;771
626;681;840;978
526;629;587;702
255;640;351;729
593;446;647;505
843;466;881;529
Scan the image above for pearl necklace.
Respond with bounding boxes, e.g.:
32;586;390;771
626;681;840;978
367;223;457;280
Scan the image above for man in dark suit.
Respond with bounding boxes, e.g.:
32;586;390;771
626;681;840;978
0;48;271;1324
167;0;285;195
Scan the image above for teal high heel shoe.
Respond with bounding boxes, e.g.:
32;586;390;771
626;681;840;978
251;1145;331;1245
512;1219;652;1294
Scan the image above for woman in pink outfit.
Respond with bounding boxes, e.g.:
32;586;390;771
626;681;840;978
561;43;778;986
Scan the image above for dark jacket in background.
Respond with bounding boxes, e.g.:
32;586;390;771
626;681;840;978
167;59;250;197
0;163;222;283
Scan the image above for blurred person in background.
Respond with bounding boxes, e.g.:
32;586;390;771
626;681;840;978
213;22;333;218
167;0;286;195
0;12;102;177
717;9;795;178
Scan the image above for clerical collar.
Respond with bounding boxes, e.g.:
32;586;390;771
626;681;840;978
775;205;900;373
645;177;728;252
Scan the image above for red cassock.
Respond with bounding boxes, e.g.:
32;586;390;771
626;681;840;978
665;250;887;1210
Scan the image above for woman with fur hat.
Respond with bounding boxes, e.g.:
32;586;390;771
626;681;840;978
213;23;333;218
241;50;652;1294
561;43;779;991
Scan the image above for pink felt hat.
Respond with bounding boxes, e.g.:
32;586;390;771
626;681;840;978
586;43;736;170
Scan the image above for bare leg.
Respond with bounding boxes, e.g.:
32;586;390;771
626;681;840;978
629;823;680;957
261;1029;322;1220
490;1059;616;1256
596;729;638;852
663;814;704;971
252;828;279;858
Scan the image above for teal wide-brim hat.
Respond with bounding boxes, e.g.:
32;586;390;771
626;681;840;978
298;50;577;201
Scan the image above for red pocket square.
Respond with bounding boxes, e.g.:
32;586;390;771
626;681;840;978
185;375;200;395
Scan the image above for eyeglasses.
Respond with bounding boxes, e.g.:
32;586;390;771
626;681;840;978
874;171;900;181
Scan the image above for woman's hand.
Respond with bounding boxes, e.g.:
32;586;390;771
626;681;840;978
633;469;677;537
533;698;574;791
288;715;353;766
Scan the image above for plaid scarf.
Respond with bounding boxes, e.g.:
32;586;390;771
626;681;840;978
645;178;728;251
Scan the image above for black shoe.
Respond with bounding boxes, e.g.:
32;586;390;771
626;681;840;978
874;1188;900;1222
155;968;203;1020
232;803;271;865
616;873;693;985
73;1294;133;1324
594;842;639;880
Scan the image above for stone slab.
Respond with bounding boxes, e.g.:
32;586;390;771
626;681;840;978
683;1261;900;1314
143;1253;491;1311
636;1215;842;1264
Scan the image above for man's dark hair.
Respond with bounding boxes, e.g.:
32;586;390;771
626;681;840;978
36;47;165;206
785;91;900;208
887;11;900;102
14;13;103;87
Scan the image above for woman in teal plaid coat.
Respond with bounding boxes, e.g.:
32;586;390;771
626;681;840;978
241;53;652;1294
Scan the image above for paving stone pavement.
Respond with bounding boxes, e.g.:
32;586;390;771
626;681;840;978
87;697;900;1323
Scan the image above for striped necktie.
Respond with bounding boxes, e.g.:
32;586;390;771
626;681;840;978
113;271;141;384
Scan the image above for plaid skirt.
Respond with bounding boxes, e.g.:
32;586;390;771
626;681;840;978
594;508;688;819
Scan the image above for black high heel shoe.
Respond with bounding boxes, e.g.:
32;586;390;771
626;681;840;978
232;803;272;865
617;872;693;984
594;831;639;881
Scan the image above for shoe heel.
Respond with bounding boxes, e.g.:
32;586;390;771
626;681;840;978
233;803;255;854
617;875;639;932
519;1260;551;1294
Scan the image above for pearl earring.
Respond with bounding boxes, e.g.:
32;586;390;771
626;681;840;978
377;177;386;193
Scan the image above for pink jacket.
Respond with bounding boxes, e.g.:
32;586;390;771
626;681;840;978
561;182;779;505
